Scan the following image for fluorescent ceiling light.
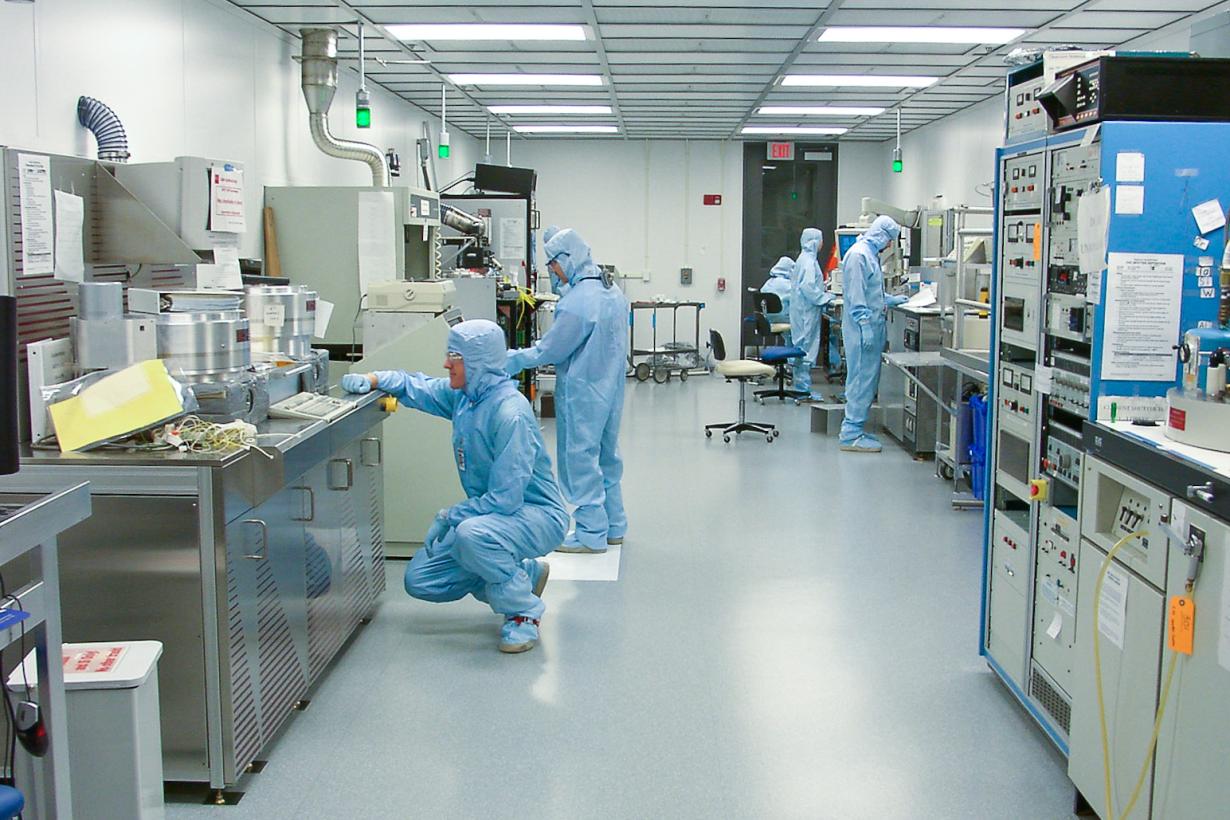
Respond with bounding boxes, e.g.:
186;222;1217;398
781;74;938;88
758;105;884;117
450;74;604;87
818;27;1024;45
489;105;612;115
741;126;848;136
514;124;619;134
387;24;586;42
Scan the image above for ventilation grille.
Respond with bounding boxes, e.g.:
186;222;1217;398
1030;666;1071;735
305;527;345;683
340;497;369;633
255;559;306;741
226;559;260;773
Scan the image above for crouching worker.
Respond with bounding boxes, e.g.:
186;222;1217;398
342;319;568;654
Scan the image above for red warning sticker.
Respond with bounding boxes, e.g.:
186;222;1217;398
63;645;128;675
1169;406;1187;432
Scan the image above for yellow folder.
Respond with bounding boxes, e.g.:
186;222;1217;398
49;360;188;452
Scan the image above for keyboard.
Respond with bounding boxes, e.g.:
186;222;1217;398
269;392;353;423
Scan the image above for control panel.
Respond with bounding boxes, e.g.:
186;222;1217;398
1003;153;1044;211
1046;292;1091;343
1042;423;1083;487
999;364;1035;427
1047;144;1101;299
1008;75;1048;142
1001;216;1042;287
1081;456;1171;589
1049;353;1091;416
1033;505;1080;699
999;283;1040;351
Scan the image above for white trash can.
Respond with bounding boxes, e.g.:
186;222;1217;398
11;641;165;820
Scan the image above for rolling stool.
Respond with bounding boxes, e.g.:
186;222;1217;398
704;329;779;443
749;313;808;403
0;786;22;820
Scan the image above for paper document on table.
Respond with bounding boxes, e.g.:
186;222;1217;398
1077;186;1110;277
196;263;242;290
1115;185;1144;216
48;360;188;452
905;283;937;308
1098;563;1129;651
357;191;396;295
18;154;54;275
1101;252;1183;381
53;190;85;282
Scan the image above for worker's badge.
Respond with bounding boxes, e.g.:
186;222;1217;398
456;446;466;471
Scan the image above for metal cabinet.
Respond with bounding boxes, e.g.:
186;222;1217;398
883;305;942;456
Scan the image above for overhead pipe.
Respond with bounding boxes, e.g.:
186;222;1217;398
299;28;389;187
77;96;130;163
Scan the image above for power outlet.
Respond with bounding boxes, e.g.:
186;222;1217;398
680;267;693;285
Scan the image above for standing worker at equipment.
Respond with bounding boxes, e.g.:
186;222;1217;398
506;228;629;554
789;228;835;401
760;256;795;345
341;320;568;654
839;215;907;453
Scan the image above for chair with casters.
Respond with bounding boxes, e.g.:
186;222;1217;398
755;291;792;345
704;329;779;443
748;312;809;404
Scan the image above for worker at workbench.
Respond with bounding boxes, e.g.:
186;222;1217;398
342;319;568;654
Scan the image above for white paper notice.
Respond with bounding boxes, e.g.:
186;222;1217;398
1046;611;1063;641
196;263;242;290
1115;152;1145;183
209;166;246;233
1098;563;1130;651
53;190;85;282
1034;364;1053;395
18;154;54;275
357;191;396;295
1192;199;1226;236
500;217;527;261
313;299;335;339
1220;545;1230;671
1077;186;1111;277
1115;185;1145;216
1101;252;1184;381
262;303;286;329
213;246;242;285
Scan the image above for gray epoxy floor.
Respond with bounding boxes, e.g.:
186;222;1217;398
168;377;1073;819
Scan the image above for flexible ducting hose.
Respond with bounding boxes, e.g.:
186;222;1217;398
77;96;131;162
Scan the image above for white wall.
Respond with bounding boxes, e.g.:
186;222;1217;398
835;142;885;224
516;139;745;352
0;0;479;261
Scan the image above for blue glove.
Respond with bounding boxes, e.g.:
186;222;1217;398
886;293;909;307
341;373;372;394
424;509;451;551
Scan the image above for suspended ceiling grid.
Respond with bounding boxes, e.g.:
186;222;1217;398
227;0;1229;140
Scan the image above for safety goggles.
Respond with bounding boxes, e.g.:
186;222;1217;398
445;351;464;364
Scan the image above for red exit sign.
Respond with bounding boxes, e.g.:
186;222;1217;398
767;141;795;160
703;194;722;206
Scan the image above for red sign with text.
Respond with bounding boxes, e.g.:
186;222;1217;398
767;141;795;161
703;194;722;206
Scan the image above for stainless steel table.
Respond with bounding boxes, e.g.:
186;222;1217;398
0;392;388;801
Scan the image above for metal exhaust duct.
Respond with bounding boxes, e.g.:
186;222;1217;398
300;28;390;187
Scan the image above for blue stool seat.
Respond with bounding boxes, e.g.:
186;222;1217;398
760;345;804;363
0;785;24;819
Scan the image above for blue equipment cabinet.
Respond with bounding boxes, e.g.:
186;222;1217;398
979;118;1230;752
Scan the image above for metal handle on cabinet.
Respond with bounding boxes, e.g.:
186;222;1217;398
361;436;383;467
292;486;315;522
243;519;269;560
1186;482;1215;503
329;458;354;490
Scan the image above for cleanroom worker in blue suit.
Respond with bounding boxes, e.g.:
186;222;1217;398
759;255;795;345
542;225;567;295
789;227;835;400
342;319;568;654
839;215;907;453
506;228;629;554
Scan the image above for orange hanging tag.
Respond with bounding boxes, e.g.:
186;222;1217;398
1168;595;1195;655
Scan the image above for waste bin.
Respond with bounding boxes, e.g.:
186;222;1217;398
11;641;164;820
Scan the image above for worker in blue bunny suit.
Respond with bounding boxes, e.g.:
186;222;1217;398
759;255;795;345
789;227;836;401
839;215;907;453
541;225;568;296
341;319;568;654
506;228;629;554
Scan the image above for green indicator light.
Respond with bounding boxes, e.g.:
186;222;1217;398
791;191;798;201
438;144;451;159
356;106;371;128
892;159;903;173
